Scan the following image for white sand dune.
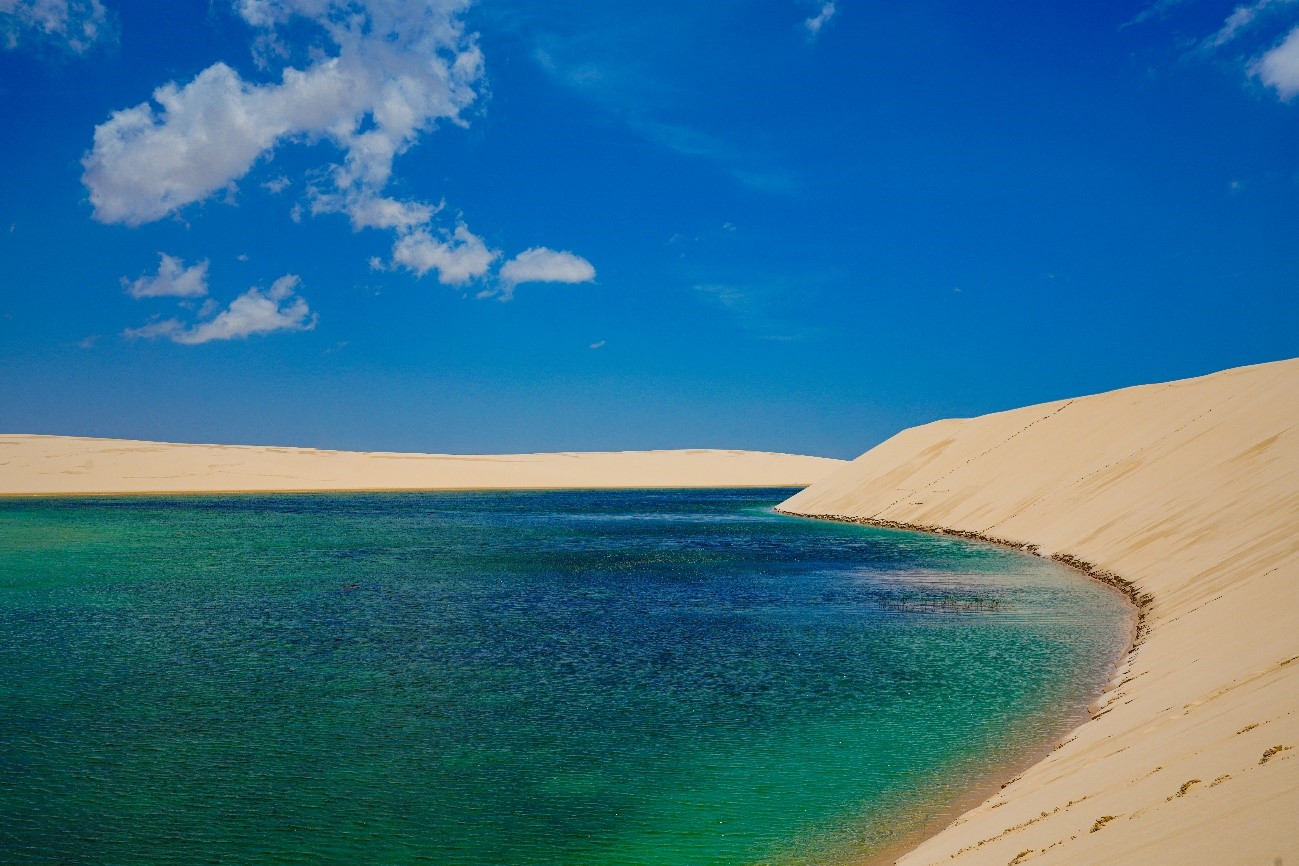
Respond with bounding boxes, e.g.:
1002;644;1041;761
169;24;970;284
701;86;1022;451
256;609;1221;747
780;357;1299;865
4;361;1294;863
0;435;845;495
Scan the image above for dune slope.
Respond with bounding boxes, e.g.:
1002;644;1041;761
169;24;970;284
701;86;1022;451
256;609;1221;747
780;357;1299;865
0;435;844;495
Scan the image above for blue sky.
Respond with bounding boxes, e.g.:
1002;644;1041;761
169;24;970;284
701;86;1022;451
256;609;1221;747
0;0;1295;458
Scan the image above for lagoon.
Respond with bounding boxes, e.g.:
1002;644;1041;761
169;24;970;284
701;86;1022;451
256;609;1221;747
0;489;1130;865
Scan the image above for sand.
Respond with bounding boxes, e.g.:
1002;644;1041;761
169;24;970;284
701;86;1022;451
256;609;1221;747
0;434;845;495
780;357;1299;865
4;361;1295;863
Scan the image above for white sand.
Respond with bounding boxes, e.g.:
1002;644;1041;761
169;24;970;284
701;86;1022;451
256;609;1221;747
780;357;1299;865
0;434;845;495
4;360;1294;863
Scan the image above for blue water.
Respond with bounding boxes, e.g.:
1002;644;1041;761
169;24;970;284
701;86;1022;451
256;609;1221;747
0;489;1131;865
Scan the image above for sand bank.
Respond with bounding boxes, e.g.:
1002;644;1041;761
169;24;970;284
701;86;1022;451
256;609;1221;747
0;435;844;495
780;357;1299;865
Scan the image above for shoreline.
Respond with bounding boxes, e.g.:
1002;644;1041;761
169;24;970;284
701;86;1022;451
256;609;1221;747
775;357;1298;865
776;511;1143;865
776;510;1151;649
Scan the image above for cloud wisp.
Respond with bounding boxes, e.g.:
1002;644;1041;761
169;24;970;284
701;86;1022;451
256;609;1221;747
122;253;210;299
1;0;110;53
1202;0;1297;50
526;24;799;196
1121;0;1193;29
805;2;837;37
691;270;830;342
125;274;316;345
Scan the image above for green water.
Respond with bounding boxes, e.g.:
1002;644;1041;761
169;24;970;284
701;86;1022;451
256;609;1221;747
0;489;1130;865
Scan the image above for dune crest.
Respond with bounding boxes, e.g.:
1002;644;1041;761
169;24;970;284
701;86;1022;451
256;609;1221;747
780;357;1299;865
0;436;844;494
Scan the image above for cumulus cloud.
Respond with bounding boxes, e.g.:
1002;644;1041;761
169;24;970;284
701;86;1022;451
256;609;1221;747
340;195;439;233
805;1;836;36
83;0;594;301
391;224;498;284
1;0;109;52
125;274;315;344
82;0;482;229
122;253;210;299
1251;24;1299;97
494;247;596;299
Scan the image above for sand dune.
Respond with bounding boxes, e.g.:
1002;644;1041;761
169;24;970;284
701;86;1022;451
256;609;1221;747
780;357;1299;865
5;361;1295;863
0;435;845;495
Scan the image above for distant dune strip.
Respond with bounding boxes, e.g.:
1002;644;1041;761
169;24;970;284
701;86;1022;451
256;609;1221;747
779;357;1299;865
0;437;846;495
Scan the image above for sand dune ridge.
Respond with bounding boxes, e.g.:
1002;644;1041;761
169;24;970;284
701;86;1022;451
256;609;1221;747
780;357;1299;865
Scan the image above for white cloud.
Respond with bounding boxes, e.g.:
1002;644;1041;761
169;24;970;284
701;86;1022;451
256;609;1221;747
1153;0;1299;102
805;1;837;36
589;339;606;349
1252;24;1299;97
391;224;497;284
496;247;596;298
1;0;108;52
261;175;291;194
84;63;298;225
82;0;482;229
83;0;595;303
121;318;187;341
125;274;315;344
337;194;439;232
122;253;210;299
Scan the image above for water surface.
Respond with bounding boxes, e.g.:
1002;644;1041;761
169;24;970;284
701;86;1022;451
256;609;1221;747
0;489;1130;865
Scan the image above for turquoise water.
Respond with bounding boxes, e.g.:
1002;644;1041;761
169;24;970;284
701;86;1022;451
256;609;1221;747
0;489;1130;865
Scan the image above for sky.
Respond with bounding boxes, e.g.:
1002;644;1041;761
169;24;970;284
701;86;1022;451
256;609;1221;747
0;0;1295;458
